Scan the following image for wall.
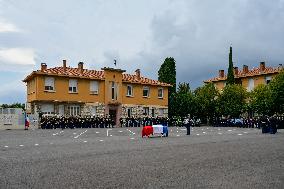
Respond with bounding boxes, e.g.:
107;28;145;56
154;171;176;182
0;108;25;130
122;84;168;106
34;76;105;103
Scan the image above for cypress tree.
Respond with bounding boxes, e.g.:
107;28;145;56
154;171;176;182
158;57;177;117
227;46;235;85
158;57;176;94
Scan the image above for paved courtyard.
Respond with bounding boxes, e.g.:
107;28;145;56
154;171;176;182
0;126;283;189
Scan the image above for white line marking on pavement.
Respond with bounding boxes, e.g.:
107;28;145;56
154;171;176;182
96;131;100;134
177;135;180;137
203;132;206;134
110;135;113;137
201;129;204;131
177;131;179;133
218;129;221;130
130;138;135;140
118;131;123;133
218;133;222;135
99;140;104;142
74;130;88;139
83;141;87;143
243;132;248;134
238;134;243;136
4;146;8;148
126;129;135;135
35;144;39;146
196;134;200;136
228;130;232;132
107;129;112;136
19;145;24;147
73;133;77;135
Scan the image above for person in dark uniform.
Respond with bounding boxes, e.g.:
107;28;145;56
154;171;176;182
183;116;190;135
119;117;124;127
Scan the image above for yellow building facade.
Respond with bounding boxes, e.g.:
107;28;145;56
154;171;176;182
23;60;170;124
204;62;283;91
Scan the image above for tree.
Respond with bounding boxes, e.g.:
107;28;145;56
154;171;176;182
171;83;195;118
0;103;25;110
158;57;176;94
194;83;219;123
270;70;284;114
227;46;235;85
218;84;247;117
250;84;274;116
158;57;177;117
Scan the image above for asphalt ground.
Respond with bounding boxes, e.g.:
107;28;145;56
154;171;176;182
0;126;283;189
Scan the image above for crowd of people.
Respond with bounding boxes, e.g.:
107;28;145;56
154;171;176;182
212;116;284;130
38;114;283;130
39;115;170;129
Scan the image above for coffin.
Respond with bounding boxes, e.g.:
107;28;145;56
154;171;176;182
142;125;168;137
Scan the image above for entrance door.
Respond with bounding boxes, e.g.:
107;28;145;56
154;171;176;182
109;109;116;126
59;105;64;116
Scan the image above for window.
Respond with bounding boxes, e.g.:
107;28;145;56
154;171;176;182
127;108;132;117
110;82;118;100
41;104;54;115
143;86;150;97
127;85;133;96
45;77;55;91
111;82;115;100
91;106;97;116
265;76;272;84
68;105;80;116
158;88;163;98
159;108;164;116
90;81;99;94
143;107;149;116
247;78;254;92
69;79;78;93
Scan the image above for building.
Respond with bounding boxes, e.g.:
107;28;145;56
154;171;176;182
23;60;170;124
204;62;283;91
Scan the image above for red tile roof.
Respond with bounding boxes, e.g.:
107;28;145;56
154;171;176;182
23;66;171;87
204;66;283;83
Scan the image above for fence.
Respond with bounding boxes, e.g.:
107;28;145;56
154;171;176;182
0;108;36;130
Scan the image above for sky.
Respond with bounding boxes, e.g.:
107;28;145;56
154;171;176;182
0;0;284;104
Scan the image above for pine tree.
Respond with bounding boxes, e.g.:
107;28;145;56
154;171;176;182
227;46;235;85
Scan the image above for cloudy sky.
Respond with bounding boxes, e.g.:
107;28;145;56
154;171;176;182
0;0;284;104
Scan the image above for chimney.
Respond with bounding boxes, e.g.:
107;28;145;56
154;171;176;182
234;67;239;76
219;70;224;78
63;59;67;72
41;63;47;72
135;69;141;80
243;65;249;74
78;62;84;74
260;62;265;72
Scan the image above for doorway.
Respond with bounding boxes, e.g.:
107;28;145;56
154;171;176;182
109;109;116;126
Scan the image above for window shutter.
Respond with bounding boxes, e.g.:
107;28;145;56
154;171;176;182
90;81;99;93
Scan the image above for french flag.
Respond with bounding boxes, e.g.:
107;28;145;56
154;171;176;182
25;114;30;128
142;125;168;137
